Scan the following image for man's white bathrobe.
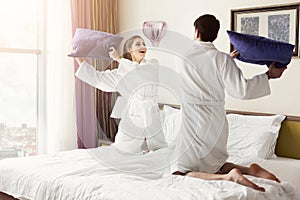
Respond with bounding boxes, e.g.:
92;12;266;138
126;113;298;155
173;41;271;174
75;58;167;153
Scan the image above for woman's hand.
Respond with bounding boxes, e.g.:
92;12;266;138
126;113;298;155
109;47;121;62
230;50;239;59
266;62;287;79
75;57;84;65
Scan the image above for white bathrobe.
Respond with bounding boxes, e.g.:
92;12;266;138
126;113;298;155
75;58;167;153
173;41;270;173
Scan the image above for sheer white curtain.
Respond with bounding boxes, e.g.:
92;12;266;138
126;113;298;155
44;0;77;153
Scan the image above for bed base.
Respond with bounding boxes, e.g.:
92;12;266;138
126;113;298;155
0;192;18;200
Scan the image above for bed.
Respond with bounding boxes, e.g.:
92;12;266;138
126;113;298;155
0;106;299;200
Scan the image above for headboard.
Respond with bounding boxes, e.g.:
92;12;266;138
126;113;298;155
226;110;300;160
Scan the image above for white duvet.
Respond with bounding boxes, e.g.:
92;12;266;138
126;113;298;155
0;147;295;200
229;155;300;200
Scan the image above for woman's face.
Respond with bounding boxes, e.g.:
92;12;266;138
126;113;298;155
128;37;147;62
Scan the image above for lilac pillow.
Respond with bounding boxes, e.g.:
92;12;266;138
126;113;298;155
68;28;123;60
227;30;294;68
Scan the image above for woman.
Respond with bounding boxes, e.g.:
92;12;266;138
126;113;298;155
75;35;167;154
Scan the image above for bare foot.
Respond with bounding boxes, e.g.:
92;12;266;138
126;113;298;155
249;163;280;183
226;168;265;192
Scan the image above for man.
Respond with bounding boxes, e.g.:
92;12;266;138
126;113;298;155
173;14;286;192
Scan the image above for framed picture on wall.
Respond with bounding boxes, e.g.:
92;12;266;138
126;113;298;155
230;3;300;56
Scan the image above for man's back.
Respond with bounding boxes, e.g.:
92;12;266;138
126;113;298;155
176;41;228;106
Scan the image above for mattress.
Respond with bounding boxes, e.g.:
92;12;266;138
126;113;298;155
0;147;295;200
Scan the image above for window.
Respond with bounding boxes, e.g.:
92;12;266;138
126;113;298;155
0;0;41;158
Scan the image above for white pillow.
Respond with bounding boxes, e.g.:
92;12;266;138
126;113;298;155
227;113;286;159
161;105;182;147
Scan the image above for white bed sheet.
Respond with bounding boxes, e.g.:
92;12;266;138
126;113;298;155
229;155;300;200
0;147;295;200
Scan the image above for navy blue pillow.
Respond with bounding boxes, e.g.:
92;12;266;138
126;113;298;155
227;30;294;68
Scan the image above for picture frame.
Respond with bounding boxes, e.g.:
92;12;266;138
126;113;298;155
230;3;300;56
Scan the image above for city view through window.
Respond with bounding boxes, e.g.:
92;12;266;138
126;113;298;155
0;0;38;159
0;54;37;159
0;123;36;159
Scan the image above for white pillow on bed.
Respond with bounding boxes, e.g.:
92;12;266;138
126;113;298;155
227;113;286;159
161;107;286;159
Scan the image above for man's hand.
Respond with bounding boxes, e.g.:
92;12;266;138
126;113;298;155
266;62;287;79
230;50;239;59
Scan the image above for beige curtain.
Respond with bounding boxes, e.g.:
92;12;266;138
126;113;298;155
92;0;119;142
71;0;119;147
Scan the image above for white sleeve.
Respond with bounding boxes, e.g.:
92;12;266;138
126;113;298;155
75;61;121;92
220;55;271;100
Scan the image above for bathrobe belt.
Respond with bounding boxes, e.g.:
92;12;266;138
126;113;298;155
182;97;225;106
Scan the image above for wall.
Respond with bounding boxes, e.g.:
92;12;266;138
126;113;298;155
118;0;300;116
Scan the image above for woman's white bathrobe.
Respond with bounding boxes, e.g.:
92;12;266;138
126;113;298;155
75;58;167;153
173;41;271;174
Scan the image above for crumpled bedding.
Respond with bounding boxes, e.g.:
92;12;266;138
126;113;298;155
0;147;295;200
